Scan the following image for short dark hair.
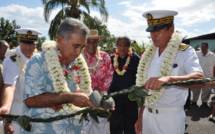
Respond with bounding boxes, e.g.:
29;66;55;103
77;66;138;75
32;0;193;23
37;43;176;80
201;42;208;47
116;36;131;47
165;23;174;30
57;18;89;39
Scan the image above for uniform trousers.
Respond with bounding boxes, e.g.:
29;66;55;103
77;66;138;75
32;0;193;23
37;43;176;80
142;107;186;134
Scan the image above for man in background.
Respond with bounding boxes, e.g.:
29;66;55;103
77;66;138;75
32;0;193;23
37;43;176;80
191;42;215;108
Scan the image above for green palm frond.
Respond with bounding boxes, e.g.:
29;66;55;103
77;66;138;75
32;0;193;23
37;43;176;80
88;0;108;21
48;8;66;39
43;0;68;22
42;0;109;39
79;0;90;13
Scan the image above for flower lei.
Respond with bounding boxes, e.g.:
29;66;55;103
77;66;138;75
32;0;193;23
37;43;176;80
83;48;101;72
113;48;132;76
42;41;92;112
136;32;182;107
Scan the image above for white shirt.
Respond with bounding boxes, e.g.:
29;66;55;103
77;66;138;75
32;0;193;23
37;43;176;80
2;47;31;134
3;47;29;85
197;51;215;77
147;47;202;108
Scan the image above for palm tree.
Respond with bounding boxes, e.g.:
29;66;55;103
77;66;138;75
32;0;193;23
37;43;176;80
42;0;108;39
0;17;20;48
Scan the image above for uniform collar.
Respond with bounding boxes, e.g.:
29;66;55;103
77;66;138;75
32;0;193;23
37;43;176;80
16;46;29;61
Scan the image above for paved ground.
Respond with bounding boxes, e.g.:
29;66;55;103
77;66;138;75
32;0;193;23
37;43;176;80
185;94;215;134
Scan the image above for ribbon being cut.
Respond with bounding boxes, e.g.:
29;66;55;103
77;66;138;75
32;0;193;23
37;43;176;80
1;78;215;131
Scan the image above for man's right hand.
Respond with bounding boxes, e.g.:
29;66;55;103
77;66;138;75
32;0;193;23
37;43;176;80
70;92;94;107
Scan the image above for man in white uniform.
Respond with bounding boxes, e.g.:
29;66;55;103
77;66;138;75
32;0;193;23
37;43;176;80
0;28;40;134
135;10;203;134
192;42;215;108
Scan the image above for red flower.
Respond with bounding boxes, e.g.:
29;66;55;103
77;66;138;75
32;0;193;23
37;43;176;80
72;65;80;71
51;104;63;112
64;69;69;76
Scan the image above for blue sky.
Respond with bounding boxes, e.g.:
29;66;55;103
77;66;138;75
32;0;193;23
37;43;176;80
1;0;215;43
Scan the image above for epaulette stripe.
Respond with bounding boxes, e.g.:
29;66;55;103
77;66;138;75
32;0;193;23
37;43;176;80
178;44;189;51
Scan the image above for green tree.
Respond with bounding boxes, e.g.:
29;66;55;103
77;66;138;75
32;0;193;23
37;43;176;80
42;0;108;39
131;41;145;56
37;36;46;51
0;17;20;48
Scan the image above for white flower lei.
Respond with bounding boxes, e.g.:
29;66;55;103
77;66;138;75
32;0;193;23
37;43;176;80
113;48;132;76
42;41;92;112
136;32;182;107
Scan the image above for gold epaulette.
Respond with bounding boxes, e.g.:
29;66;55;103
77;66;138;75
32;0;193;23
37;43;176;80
178;43;189;51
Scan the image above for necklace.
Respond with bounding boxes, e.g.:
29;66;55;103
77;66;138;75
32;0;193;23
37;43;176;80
42;41;92;112
113;48;132;76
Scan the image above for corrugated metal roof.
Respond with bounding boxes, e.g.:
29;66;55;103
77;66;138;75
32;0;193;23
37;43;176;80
183;32;215;44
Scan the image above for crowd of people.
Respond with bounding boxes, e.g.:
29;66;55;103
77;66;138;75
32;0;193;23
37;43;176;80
0;9;215;134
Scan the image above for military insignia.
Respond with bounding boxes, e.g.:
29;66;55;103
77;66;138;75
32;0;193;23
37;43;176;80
178;43;189;51
27;30;32;35
146;13;153;20
26;30;32;39
10;54;17;62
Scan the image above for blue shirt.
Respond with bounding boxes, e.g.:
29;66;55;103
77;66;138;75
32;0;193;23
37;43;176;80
23;52;83;134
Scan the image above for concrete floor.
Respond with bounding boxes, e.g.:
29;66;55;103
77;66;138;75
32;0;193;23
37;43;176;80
185;94;215;134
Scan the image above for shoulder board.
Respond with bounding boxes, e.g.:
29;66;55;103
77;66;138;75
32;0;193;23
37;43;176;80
10;54;17;62
178;43;190;51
